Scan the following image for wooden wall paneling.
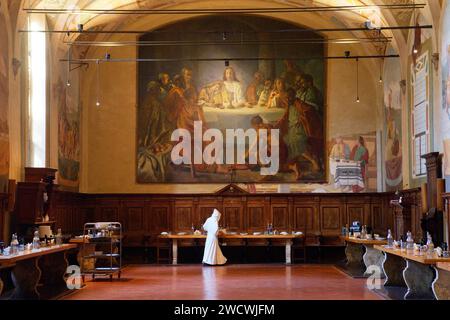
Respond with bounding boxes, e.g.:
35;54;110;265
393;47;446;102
94;199;121;223
36;190;423;248
0;193;7;241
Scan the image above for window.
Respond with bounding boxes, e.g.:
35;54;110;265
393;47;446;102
28;15;47;167
411;52;430;177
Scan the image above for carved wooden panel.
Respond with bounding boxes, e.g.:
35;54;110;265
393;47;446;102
293;206;314;233
320;206;342;235
247;206;265;231
271;206;289;230
148;206;170;232
371;203;384;233
99;207;119;222
347;205;364;226
124;207;144;231
223;206;243;231
174;206;193;231
199;206;216;227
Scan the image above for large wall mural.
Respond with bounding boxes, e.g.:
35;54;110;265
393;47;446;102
137;16;325;183
57;69;80;189
441;2;450;189
383;46;403;190
0;6;9;192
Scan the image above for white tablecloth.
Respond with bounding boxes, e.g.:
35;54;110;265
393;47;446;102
330;159;365;188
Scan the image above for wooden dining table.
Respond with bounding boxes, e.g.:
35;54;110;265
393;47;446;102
0;244;77;299
158;233;304;265
339;236;387;278
374;245;450;300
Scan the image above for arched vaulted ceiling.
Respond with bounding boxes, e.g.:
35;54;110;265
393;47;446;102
16;1;438;49
1;0;442;76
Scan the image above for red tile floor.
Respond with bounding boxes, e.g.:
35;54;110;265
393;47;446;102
62;264;382;300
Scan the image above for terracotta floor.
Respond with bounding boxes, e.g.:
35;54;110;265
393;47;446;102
62;264;382;300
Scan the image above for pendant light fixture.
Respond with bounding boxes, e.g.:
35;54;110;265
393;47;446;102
66;46;71;87
96;59;100;107
356;58;360;103
413;0;418;54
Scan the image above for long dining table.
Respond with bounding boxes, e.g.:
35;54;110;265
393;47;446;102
158;233;304;265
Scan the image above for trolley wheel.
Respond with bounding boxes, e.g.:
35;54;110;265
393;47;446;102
118;271;121;279
110;274;113;281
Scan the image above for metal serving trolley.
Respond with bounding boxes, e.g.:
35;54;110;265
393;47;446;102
82;222;122;280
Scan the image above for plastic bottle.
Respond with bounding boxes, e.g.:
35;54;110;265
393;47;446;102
361;225;367;239
10;233;19;255
387;229;394;248
55;228;62;246
426;232;434;254
406;231;414;253
32;231;40;250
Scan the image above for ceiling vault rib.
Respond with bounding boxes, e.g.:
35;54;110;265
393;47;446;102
61;54;400;64
22;4;426;15
62;38;393;47
18;25;432;34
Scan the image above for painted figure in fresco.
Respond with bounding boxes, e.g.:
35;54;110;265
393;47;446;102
350;136;369;192
158;72;173;101
142;81;169;147
248;115;300;179
222;66;246;108
384;87;402;186
246;71;264;106
267;78;288;109
166;68;205;133
280;60;303;90
296;74;323;113
257;80;272;107
198;81;225;108
447;47;450;117
329;137;350;160
274;88;322;175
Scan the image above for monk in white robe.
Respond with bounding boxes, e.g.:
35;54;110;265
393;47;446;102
202;209;227;265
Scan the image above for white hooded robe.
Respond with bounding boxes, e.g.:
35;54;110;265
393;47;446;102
202;209;227;265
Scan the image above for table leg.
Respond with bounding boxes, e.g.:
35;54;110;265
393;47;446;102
10;257;41;300
345;242;364;269
382;252;406;287
363;245;385;278
39;251;70;297
403;259;435;300
432;266;450;300
285;240;292;265
0;277;3;296
172;239;178;265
